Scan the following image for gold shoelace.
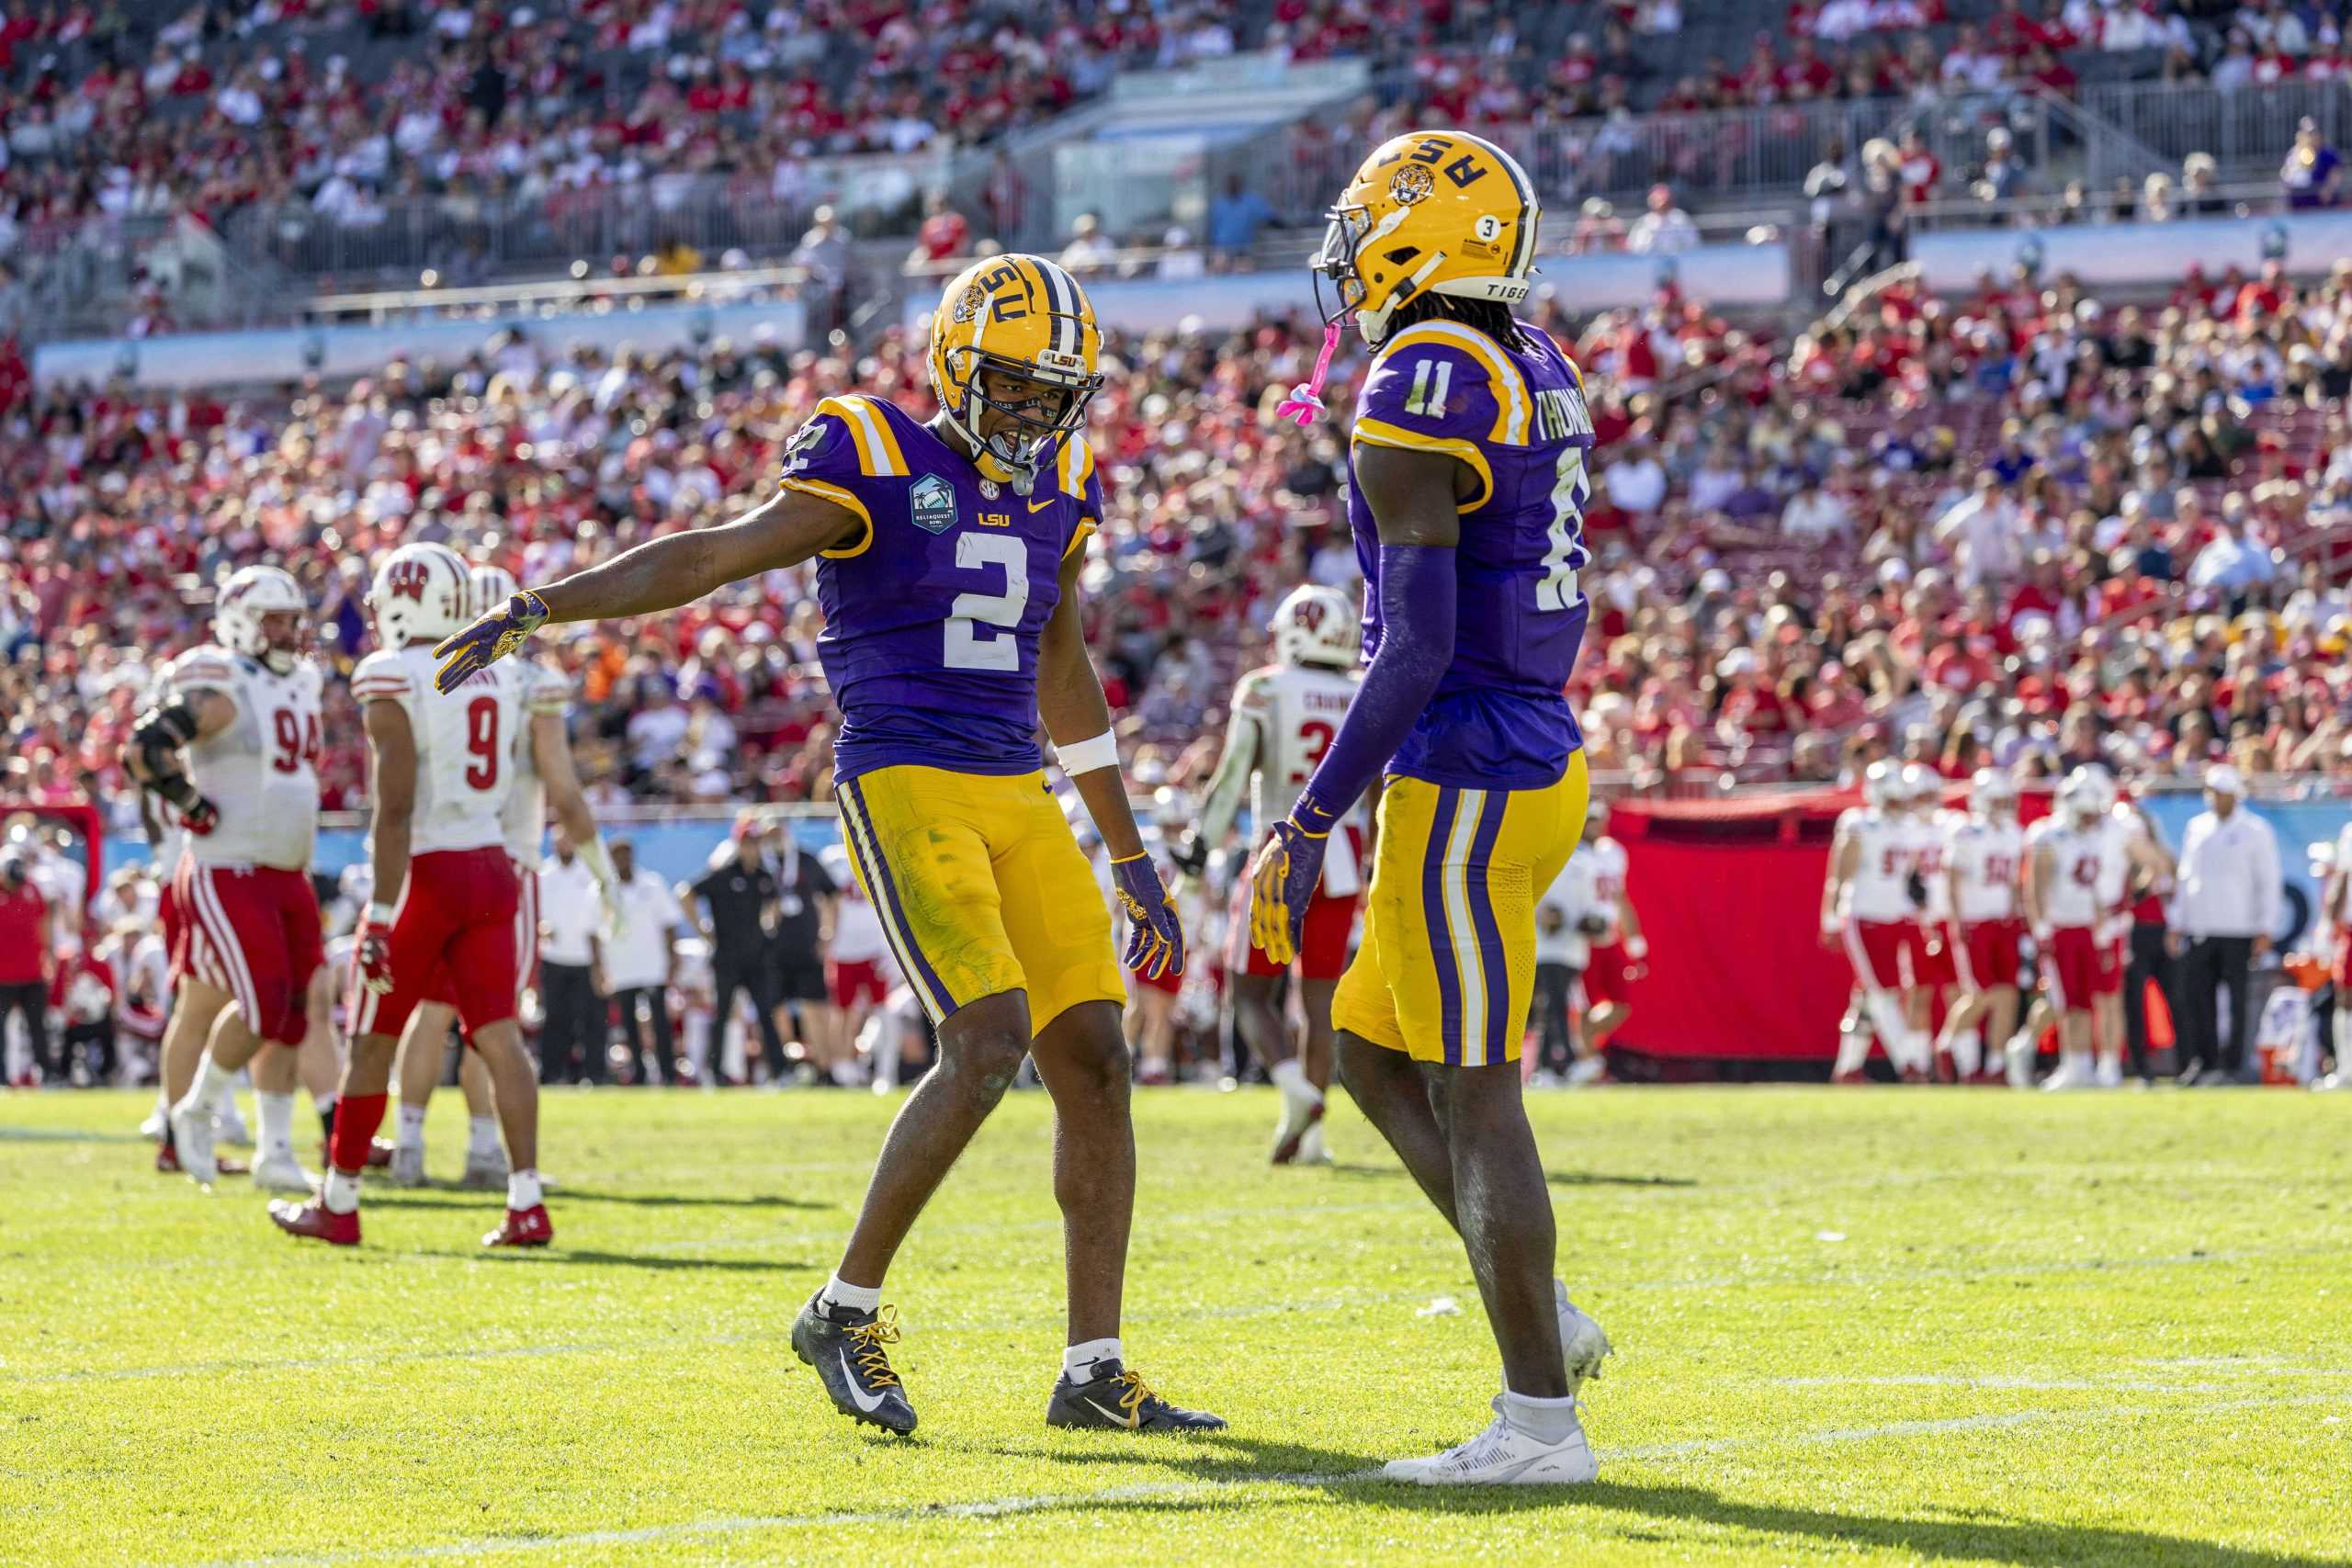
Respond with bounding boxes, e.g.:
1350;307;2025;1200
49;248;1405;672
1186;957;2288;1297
845;1304;902;1389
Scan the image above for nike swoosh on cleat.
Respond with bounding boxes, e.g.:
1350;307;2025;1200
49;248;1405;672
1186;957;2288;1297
1083;1397;1138;1429
838;1351;887;1414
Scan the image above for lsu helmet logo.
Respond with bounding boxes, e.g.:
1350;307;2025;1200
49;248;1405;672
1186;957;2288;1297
1389;164;1435;206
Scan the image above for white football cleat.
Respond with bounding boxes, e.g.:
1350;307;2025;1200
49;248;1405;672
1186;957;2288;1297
251;1151;318;1194
1565;1056;1608;1088
2041;1059;2086;1092
2004;1033;2037;1089
389;1143;427;1188
1384;1395;1598;1485
213;1100;253;1148
1557;1281;1613;1393
1295;1120;1332;1166
459;1146;510;1191
2093;1055;2124;1090
139;1101;167;1140
167;1100;218;1186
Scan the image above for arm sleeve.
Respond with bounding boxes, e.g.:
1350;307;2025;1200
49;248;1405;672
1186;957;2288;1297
1196;671;1268;849
1294;545;1456;830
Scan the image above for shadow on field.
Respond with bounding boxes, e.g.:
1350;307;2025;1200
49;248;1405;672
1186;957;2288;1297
413;1247;813;1273
982;1431;1382;1483
1322;1162;1693;1190
0;1127;149;1144
373;1190;829;1212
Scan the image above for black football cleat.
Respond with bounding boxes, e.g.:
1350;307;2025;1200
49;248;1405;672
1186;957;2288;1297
1046;1360;1227;1433
791;1294;917;1436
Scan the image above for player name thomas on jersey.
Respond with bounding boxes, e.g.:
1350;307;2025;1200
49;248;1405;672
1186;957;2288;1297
778;393;1103;785
165;645;323;872
1349;318;1594;789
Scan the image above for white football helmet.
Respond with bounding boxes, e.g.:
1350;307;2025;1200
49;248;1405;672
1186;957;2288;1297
469;562;519;619
1271;584;1360;670
1970;766;2018;814
2073;762;2118;816
1898;761;1937;807
368;542;472;648
1862;759;1898;809
214;565;308;675
2058;770;2102;824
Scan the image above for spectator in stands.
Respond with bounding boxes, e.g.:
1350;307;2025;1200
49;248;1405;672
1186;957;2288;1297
2181;152;2227;216
1206;177;1277;271
905;192;973;275
2188;509;2278;604
2282;118;2342;209
1060;212;1115;276
1626;185;1700;254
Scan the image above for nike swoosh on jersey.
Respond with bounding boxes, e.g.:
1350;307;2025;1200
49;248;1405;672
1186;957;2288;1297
839;1351;887;1413
1028;498;1056;513
1084;1396;1137;1428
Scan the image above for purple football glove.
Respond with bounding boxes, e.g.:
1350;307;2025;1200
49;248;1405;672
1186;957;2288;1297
434;590;549;694
1111;852;1185;981
1248;816;1329;966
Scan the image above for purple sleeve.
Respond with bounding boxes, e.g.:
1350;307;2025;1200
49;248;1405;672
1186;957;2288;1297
1293;543;1455;832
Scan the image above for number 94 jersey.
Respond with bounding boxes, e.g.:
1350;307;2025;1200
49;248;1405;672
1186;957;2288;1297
779;393;1101;785
164;644;323;872
1348;317;1594;790
350;646;531;856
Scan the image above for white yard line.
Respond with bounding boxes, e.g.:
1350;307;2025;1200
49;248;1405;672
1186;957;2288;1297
165;1392;2349;1568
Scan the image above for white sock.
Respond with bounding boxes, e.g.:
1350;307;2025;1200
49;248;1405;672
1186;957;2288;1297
468;1115;500;1157
820;1274;882;1315
396;1103;426;1153
215;1071;243;1114
176;1054;232;1116
256;1091;295;1158
507;1168;544;1211
1269;1057;1310;1110
322;1167;361;1214
315;1090;336;1119
1832;1028;1872;1076
1864;996;1909;1064
1949;1029;1982;1080
1063;1337;1124;1381
1500;1389;1582;1443
153;1086;168;1114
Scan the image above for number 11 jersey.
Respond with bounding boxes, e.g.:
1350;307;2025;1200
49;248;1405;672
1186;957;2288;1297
1348;318;1595;790
780;394;1102;785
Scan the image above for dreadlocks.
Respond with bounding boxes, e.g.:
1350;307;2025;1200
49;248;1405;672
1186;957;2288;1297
1385;291;1527;353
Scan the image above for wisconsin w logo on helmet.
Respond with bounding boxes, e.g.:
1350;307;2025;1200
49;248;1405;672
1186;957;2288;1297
926;254;1104;496
1315;130;1542;346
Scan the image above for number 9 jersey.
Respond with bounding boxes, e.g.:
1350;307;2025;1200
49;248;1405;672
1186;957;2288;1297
349;646;529;855
780;392;1102;787
1348;317;1593;790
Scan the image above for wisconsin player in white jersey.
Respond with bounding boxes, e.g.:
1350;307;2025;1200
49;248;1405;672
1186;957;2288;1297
1896;765;1958;1067
1175;585;1364;1164
1563;800;1644;1076
131;566;333;1194
382;565;618;1187
270;543;550;1247
2021;769;2170;1090
1934;770;2026;1080
1823;760;1931;1079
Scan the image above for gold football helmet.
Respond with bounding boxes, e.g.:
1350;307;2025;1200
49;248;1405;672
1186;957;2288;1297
1315;130;1541;345
927;254;1103;494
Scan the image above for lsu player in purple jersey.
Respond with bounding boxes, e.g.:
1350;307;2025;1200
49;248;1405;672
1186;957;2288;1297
432;254;1219;1438
1248;130;1612;1484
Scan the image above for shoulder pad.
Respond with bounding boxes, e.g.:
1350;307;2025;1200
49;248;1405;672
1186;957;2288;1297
349;651;413;702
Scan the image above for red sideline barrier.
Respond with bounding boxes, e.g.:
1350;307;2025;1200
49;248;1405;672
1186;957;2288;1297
1605;785;2060;1060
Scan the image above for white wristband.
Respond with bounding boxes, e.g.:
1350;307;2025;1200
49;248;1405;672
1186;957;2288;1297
1055;731;1119;776
365;902;396;927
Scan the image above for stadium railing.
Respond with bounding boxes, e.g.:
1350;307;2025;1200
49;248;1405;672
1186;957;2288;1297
2079;78;2352;185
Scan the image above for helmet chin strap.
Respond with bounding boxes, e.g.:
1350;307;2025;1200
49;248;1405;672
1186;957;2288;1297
944;393;1046;496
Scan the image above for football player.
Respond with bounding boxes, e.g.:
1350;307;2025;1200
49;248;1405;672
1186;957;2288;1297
1896;763;1957;1069
1246;131;1611;1484
267;543;550;1247
1936;769;2025;1081
2020;769;2170;1090
1823;759;1930;1079
1174;583;1364;1163
432;254;1219;1436
1564;798;1643;1075
137;566;335;1194
379;564;617;1189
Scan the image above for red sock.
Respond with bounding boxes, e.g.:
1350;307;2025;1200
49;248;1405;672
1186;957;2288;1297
329;1092;388;1175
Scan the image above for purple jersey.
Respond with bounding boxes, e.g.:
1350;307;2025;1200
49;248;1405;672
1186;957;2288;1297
778;394;1102;784
1348;317;1593;790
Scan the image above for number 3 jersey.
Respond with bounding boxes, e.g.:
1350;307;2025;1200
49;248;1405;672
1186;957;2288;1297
779;393;1101;785
161;644;323;872
350;646;537;856
1349;318;1594;790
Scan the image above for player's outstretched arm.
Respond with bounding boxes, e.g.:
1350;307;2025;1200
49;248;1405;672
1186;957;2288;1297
529;709;623;922
1038;547;1184;980
1250;442;1460;964
433;489;862;692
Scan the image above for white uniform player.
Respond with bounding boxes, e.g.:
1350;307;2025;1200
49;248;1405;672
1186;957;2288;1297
1562;807;1643;1077
2021;769;2165;1090
1937;771;2026;1078
1824;760;1931;1079
1179;584;1364;1163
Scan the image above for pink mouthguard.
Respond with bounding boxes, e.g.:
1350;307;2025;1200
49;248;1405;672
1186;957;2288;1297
1275;321;1342;426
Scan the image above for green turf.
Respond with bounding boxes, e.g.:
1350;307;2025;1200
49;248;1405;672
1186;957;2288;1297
4;1084;2348;1567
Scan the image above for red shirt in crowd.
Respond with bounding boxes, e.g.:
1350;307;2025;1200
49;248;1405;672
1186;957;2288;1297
0;879;49;986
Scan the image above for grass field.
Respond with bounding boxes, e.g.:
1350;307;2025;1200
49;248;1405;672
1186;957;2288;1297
4;1083;2349;1567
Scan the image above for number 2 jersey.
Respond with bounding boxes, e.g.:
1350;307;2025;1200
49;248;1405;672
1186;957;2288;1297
1348;317;1594;790
350;645;543;856
778;393;1102;785
161;644;322;872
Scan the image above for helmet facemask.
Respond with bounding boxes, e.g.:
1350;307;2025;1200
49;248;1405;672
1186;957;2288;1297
1314;202;1442;347
941;349;1102;497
